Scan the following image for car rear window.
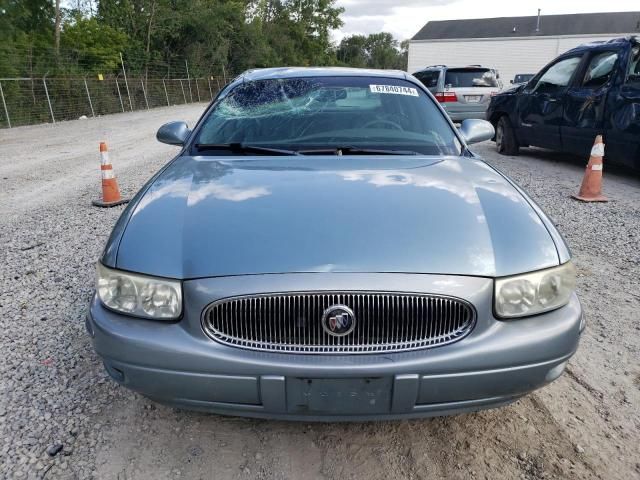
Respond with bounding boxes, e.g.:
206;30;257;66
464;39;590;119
514;74;533;83
445;68;498;88
414;71;440;88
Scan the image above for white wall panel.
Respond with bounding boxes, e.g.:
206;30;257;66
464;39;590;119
555;36;623;52
408;34;635;87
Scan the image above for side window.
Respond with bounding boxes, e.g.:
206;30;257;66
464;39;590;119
627;46;640;84
581;52;618;88
532;56;582;93
414;71;439;89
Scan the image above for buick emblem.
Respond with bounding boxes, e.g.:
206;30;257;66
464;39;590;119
321;305;356;337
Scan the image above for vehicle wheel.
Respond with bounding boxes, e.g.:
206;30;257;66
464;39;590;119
496;116;520;156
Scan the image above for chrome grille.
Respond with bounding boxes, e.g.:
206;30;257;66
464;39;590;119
202;292;476;354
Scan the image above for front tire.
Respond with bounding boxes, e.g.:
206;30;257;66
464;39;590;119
496;116;520;156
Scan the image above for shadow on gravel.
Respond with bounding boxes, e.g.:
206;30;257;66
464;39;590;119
92;393;597;480
517;147;639;178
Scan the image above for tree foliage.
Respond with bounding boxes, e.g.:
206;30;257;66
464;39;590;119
0;0;408;78
337;33;408;70
61;14;130;72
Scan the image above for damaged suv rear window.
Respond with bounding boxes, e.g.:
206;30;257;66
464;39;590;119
445;68;499;88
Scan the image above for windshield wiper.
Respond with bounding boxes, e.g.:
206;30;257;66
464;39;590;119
297;146;419;156
194;143;300;156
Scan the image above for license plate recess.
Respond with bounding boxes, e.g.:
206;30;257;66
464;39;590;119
286;377;393;414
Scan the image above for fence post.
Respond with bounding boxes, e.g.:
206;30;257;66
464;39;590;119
120;52;133;111
0;82;10;128
216;77;220;91
185;60;193;102
115;78;125;113
208;77;213;100
222;65;227;85
84;77;95;117
162;78;170;106
179;79;187;104
140;78;149;109
195;78;201;102
43;74;55;124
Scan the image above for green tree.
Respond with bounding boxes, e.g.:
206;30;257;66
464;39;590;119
337;32;407;71
365;32;402;69
0;0;56;77
0;0;55;46
244;0;343;68
336;34;368;67
60;14;130;73
399;39;409;70
0;0;405;81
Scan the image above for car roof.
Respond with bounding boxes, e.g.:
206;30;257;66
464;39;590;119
414;65;446;71
412;65;492;74
240;67;410;82
563;36;638;56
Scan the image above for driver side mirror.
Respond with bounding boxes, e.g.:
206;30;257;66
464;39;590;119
459;119;495;145
157;121;191;146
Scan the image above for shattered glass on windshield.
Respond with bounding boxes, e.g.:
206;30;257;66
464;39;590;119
196;76;462;156
216;79;322;118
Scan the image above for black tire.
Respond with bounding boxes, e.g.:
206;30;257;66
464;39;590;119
496;116;520;156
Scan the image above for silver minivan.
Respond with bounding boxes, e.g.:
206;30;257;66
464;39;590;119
413;66;502;122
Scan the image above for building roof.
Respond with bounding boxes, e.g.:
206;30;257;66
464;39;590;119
412;11;640;41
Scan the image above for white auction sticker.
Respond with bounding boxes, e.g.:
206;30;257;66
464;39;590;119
369;84;419;96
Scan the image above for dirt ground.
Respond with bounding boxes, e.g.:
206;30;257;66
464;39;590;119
0;105;638;480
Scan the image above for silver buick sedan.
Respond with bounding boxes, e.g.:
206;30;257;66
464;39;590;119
87;67;583;420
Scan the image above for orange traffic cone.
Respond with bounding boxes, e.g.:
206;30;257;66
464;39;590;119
92;142;129;207
571;135;608;202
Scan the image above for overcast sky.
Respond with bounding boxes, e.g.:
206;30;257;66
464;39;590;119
333;0;640;42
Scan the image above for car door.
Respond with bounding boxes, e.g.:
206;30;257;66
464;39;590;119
604;43;640;169
516;55;583;150
561;50;620;156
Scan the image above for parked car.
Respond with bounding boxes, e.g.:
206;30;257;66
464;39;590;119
413;65;502;121
511;74;534;85
487;37;640;170
87;67;583;420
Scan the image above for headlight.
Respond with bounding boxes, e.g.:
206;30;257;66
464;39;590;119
495;262;576;318
96;263;182;320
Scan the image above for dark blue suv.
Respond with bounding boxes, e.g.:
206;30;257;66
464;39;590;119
487;37;640;170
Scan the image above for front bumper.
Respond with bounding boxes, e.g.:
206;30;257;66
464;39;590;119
87;273;583;420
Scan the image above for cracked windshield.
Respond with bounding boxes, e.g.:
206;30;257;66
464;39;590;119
196;77;462;155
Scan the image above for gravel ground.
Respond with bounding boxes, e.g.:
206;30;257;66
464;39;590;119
0;106;638;480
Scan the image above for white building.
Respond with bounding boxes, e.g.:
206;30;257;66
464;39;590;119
408;11;640;84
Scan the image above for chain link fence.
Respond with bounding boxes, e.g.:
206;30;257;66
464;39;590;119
0;48;234;128
0;74;231;128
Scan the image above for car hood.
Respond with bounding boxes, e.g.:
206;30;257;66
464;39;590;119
107;155;560;279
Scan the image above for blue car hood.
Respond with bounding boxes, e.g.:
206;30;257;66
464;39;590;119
107;155;560;279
